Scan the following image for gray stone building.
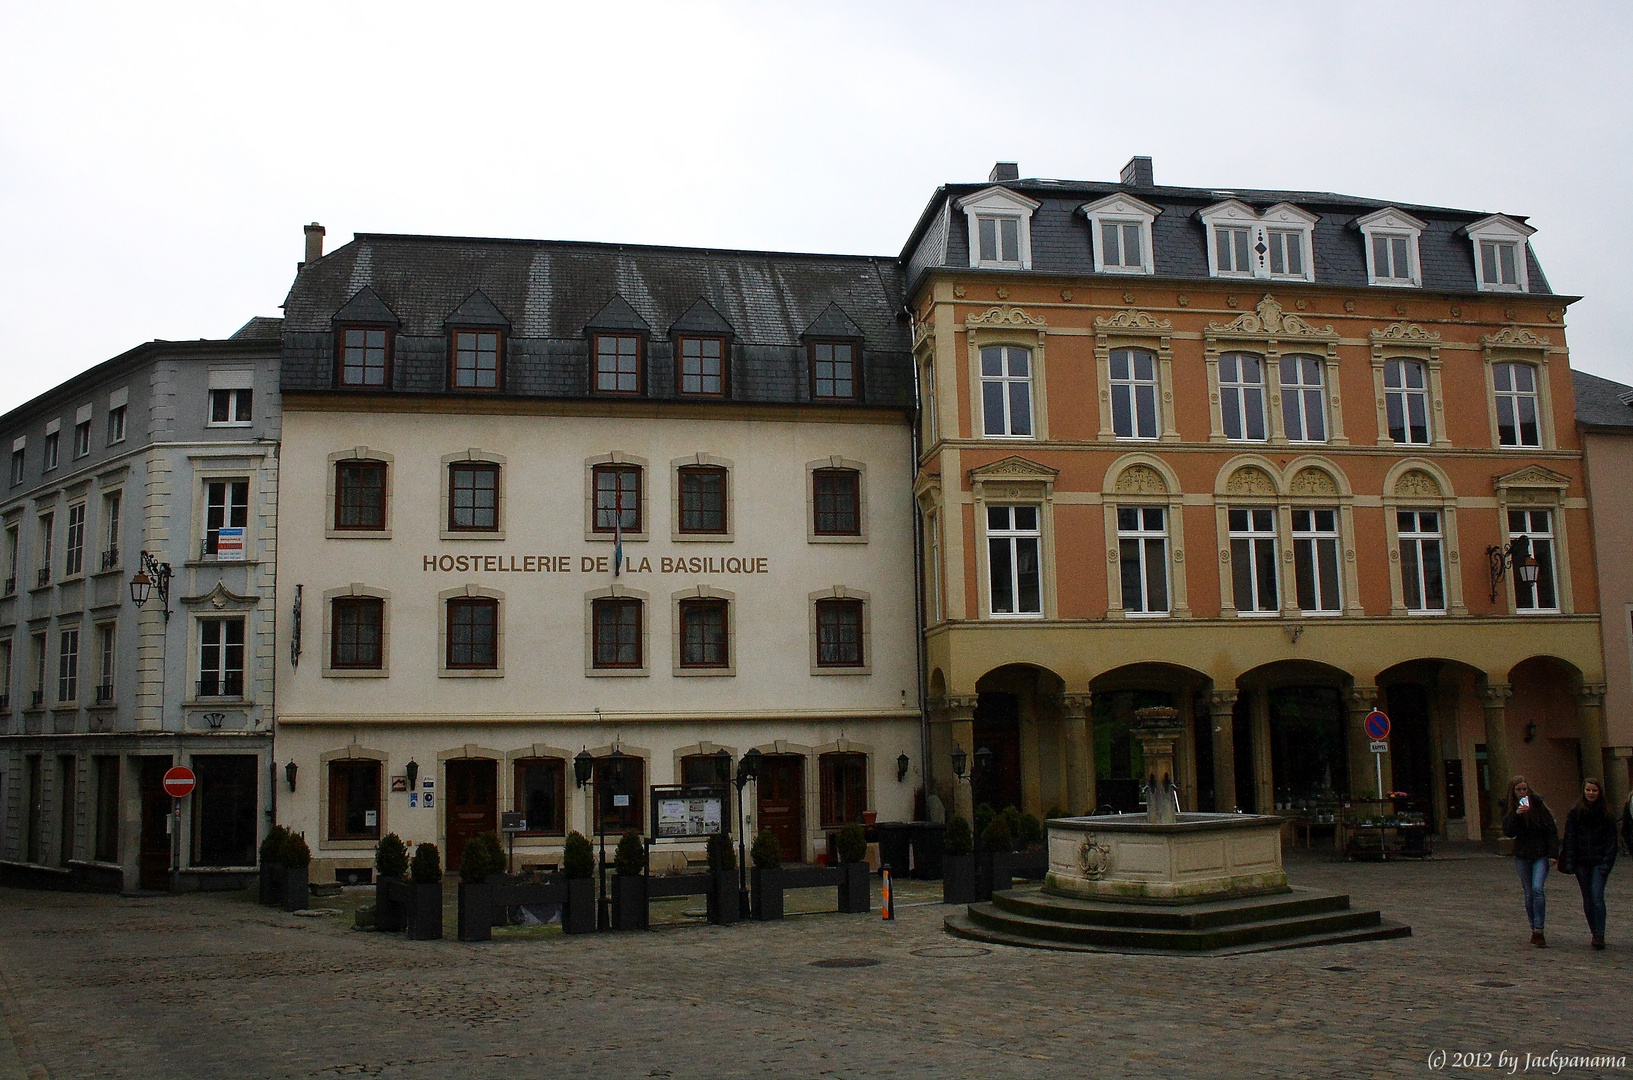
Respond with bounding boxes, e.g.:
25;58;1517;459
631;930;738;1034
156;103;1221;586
0;324;281;891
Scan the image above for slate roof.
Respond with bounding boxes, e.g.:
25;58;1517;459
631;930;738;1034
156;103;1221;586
901;171;1559;298
230;316;284;340
1573;369;1633;431
281;235;910;409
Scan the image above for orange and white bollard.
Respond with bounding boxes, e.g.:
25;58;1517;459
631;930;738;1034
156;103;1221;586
881;867;895;921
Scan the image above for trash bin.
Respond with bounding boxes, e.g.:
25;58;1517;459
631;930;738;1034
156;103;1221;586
874;822;912;877
910;822;945;880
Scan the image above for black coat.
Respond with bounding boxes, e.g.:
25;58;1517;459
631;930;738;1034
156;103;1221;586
1503;794;1559;861
1622;797;1632;856
1560;804;1618;872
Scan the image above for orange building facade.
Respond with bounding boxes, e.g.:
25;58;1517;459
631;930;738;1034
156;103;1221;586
906;162;1611;839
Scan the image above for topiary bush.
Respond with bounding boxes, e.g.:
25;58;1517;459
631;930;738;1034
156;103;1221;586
944;814;972;856
562;831;593;879
375;833;408;880
1044;805;1065;823
259;825;291;867
411;842;442;884
836;822;867;864
1016;812;1043;848
706;831;736;872
981;816;1013;854
613;830;645;876
283;831;312;868
999;805;1022;838
974;802;997;837
459;831;506;884
750;829;782;870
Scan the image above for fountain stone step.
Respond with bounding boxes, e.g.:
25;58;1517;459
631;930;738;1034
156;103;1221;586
990;885;1353;930
962;896;1388;952
946;907;1412;956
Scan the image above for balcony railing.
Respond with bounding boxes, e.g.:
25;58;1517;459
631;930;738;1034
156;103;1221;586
2;575;13;596
0;694;9;711
197;673;244;698
100;547;119;571
36;567;50;588
95;683;114;704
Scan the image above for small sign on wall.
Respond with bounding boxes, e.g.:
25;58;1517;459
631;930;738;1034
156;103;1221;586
364;810;378;827
409;793;419;808
391;776;408;793
423;793;435;809
215;527;246;561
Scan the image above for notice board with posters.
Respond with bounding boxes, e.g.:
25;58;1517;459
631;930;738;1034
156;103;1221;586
649;785;728;839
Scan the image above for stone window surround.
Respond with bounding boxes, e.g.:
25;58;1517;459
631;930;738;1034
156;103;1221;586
1463;214;1536;293
326;447;394;539
503;743;575;841
583;584;650;678
321;583;391;678
1380;460;1468;617
970;457;1059;621
955;185;1041;270
669;453;735;543
1092;309;1178;443
1212;456;1360;619
804;457;869;544
807;586;872;676
441;450;506;541
437;584;505;678
1493;465;1574;616
1080;192;1161;275
1198;200;1318;283
179;583;260;706
1480;329;1557;452
965;305;1049;442
1205;313;1345;447
1369;324;1450;449
188;451;269;564
318;744;388;851
1356;207;1427;288
1101;455;1191;620
583;451;650;544
671;585;735;677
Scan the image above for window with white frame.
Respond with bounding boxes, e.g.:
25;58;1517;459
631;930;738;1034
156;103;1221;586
1110;348;1159;440
1229;508;1279;614
44;429;59;471
1493;362;1541;447
1383;359;1431;444
1280;356;1327;442
1219;353;1267;441
106;403;126;444
1291;509;1342;614
1215;225;1253;276
64;503;84;577
920;359;937;448
101;490;121;569
1081;193;1159;275
198;617;245;697
96;623;116;701
1357;208;1425;287
986;505;1041;617
926;511;943;624
1117;507;1169;615
73;419;91;459
1397;510;1445;613
208;388;253;426
980;346;1033;438
1508;509;1557;612
1201;201;1317;282
57;628;78;703
1265;229;1305;278
1465;215;1534;293
203;479;249;557
956;187;1039;270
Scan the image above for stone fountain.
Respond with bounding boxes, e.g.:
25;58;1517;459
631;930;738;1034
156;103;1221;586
946;707;1410;954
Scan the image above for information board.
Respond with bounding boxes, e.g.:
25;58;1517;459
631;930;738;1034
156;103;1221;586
649;785;728;838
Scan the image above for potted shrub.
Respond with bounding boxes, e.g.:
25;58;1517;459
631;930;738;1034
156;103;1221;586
979;816;1014;899
258;825;290;906
835;822;870;914
942;815;974;904
705;832;739;925
610;831;647;931
373;833;410;932
561;831;596;935
750;829;784;921
406;842;444;941
280;832;311;912
457;831;507;942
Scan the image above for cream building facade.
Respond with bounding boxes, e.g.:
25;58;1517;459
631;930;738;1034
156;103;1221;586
273;232;919;879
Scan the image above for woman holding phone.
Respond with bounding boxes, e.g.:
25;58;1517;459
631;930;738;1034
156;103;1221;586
1502;776;1559;947
1559;778;1617;950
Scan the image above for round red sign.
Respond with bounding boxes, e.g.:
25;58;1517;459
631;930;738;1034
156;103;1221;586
1364;710;1391;741
162;766;196;799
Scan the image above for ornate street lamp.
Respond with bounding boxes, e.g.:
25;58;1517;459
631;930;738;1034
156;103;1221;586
284;760;298;792
1486;535;1541;602
896;752;910;783
128;551;173;620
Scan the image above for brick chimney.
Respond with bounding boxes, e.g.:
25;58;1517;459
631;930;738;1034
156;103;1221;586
1120;156;1154;187
988;162;1019;183
303;223;326;265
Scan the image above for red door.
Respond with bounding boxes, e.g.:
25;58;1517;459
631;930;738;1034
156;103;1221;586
138;758;172;890
756;755;804;863
445;759;497;873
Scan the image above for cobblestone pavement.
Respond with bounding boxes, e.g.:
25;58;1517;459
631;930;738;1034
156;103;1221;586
1;849;1629;1080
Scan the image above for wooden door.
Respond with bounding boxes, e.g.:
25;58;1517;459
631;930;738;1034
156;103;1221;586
138;758;172;890
756;755;804;863
973;692;1023;812
445;759;497;873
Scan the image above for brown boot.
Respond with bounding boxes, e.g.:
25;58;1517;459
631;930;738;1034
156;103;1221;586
1531;929;1546;947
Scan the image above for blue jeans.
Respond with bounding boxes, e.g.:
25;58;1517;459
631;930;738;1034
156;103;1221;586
1574;864;1610;938
1515;857;1549;930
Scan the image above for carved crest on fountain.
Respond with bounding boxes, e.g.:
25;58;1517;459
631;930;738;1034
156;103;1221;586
1079;835;1113;878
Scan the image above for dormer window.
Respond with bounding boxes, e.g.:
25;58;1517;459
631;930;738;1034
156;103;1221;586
1081;194;1159;275
594;334;643;394
1463;214;1535;293
1356;207;1426;287
1199;201;1317;283
450;329;502;390
956;186;1040;270
332;286;400;389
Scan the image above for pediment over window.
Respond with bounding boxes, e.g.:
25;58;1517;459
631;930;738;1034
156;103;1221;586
585;294;651;332
969;456;1059;483
1207;296;1335;339
669;298;734;337
442;290;511;329
180;581;259;609
966;305;1046;329
1371;322;1441;344
332;286;399;326
1493;464;1570;492
1481;326;1552;351
802;302;862;340
955;185;1041;217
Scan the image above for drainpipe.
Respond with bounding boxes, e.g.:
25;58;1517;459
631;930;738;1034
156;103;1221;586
906;310;932;820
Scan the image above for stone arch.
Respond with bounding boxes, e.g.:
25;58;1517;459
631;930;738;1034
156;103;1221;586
1281;455;1352;498
1102;453;1179;496
1213;454;1284;497
1383;458;1454;499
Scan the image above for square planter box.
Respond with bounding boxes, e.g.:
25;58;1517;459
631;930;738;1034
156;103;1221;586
838;861;871;914
280;867;310;913
751;867;784;921
706;870;740;925
375;878;408;932
978;851;1013;900
611;875;647;931
563;878;596;935
457;882;495;942
942;854;975;905
258;864;281;907
405;881;444;941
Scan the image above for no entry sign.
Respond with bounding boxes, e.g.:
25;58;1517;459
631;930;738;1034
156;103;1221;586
162;766;196;799
1364;710;1391;741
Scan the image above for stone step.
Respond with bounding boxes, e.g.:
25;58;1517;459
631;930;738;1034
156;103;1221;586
990;886;1352;930
958;899;1405;954
946;910;1413;956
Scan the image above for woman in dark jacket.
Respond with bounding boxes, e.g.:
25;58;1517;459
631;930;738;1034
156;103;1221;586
1559;778;1618;950
1502;776;1558;947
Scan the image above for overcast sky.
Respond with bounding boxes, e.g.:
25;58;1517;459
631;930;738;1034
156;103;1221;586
3;1;1630;415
